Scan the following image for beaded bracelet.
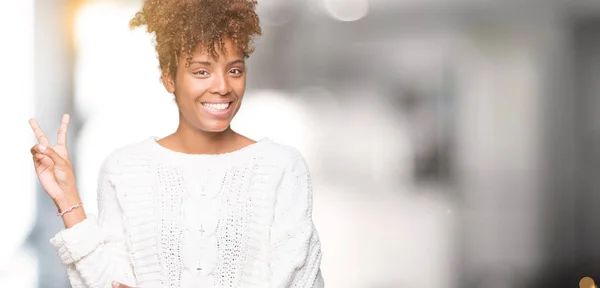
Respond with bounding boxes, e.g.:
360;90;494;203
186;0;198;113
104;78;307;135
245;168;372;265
57;203;83;217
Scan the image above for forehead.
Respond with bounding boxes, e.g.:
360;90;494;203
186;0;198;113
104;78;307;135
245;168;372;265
190;40;244;61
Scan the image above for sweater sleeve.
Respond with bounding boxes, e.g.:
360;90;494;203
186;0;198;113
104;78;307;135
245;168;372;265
270;150;325;288
49;160;137;288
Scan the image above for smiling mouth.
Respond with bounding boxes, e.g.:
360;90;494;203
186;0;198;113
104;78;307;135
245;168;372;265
200;101;232;112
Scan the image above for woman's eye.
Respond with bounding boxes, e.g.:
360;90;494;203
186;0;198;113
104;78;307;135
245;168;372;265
194;70;208;76
230;68;243;75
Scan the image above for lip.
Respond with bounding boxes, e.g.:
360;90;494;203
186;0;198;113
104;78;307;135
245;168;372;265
199;101;234;118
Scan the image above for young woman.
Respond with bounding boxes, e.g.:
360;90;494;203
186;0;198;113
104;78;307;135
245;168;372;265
28;0;324;287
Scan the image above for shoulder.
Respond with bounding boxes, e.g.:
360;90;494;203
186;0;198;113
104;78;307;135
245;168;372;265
99;137;154;174
259;138;308;172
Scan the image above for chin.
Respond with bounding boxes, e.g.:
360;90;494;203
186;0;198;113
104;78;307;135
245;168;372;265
200;122;231;133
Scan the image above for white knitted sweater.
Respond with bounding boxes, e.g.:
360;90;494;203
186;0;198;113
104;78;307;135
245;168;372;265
49;136;324;288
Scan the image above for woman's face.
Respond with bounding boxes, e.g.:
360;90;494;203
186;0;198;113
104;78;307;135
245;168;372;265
163;39;246;133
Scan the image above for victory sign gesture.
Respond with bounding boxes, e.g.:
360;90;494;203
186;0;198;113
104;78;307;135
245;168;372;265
29;114;85;227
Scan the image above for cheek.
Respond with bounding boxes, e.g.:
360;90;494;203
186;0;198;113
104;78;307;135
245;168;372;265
231;97;244;117
232;78;246;96
177;76;210;98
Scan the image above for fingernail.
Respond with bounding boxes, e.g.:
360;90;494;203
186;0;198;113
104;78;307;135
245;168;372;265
112;281;120;288
39;145;46;152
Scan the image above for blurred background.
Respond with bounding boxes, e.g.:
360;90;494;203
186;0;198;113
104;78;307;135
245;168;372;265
2;0;600;287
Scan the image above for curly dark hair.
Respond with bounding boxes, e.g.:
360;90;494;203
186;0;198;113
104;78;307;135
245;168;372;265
129;0;262;76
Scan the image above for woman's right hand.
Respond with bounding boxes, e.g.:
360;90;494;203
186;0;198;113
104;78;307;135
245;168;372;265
29;114;81;211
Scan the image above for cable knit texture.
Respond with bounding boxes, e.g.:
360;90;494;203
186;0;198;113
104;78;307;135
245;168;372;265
49;136;324;288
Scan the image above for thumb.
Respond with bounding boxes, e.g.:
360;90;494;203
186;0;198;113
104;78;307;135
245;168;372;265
39;145;65;165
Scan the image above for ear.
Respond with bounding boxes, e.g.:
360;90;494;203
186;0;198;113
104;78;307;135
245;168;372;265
161;70;176;94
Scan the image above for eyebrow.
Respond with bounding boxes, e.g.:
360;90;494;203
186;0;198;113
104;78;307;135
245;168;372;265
189;59;245;66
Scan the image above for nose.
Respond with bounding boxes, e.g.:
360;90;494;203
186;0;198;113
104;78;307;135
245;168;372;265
210;73;231;96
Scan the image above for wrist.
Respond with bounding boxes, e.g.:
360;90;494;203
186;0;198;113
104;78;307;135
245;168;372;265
53;194;86;229
53;194;81;212
61;207;86;228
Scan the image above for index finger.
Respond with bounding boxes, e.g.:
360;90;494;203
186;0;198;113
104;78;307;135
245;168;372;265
28;118;51;146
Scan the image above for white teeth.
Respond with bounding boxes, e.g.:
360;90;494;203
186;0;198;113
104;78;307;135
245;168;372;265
202;102;230;111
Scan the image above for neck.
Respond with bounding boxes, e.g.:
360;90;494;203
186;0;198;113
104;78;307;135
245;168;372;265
170;124;239;155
